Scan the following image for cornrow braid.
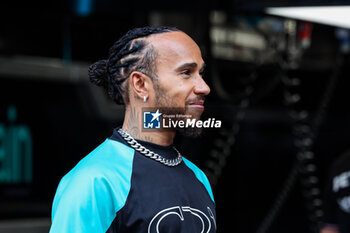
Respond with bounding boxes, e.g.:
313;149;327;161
88;26;180;105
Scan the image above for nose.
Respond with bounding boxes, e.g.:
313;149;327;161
194;76;211;96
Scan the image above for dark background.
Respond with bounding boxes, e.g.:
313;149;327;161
0;0;350;232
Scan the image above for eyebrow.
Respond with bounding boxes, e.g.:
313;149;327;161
175;62;206;72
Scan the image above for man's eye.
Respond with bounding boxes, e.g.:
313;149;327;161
181;70;191;76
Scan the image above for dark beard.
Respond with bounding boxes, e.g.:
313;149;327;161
176;125;203;138
153;81;204;138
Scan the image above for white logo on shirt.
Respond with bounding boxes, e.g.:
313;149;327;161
148;206;216;233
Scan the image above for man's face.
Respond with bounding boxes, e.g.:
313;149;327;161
148;31;210;121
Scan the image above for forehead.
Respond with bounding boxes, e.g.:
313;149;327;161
147;31;204;69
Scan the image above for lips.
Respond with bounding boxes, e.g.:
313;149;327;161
188;100;205;110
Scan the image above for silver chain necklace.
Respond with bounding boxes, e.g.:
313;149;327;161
118;128;182;167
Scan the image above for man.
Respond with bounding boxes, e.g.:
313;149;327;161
320;149;350;233
49;26;216;232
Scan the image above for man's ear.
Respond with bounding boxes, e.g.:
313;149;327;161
129;71;150;100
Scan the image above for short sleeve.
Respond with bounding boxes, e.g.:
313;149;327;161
49;139;135;233
50;171;117;233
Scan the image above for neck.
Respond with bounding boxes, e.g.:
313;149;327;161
122;106;176;146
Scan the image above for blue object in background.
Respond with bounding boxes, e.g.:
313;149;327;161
74;0;93;17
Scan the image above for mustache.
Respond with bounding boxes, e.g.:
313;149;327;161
185;96;206;105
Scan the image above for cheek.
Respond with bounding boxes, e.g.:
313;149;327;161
168;81;192;104
159;76;188;98
156;72;194;107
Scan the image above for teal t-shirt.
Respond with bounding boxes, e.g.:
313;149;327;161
50;128;216;232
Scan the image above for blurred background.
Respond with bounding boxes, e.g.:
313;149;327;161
1;0;350;232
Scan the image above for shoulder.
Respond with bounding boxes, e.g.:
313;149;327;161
57;138;135;195
51;139;135;232
59;139;134;188
182;157;215;203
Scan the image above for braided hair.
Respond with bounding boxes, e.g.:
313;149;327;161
88;26;180;105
